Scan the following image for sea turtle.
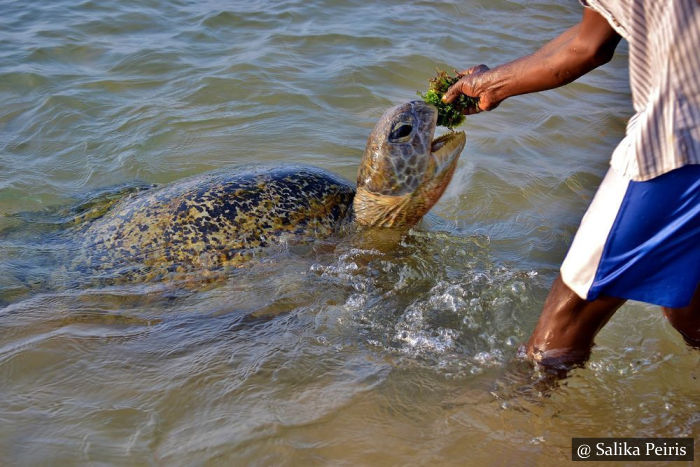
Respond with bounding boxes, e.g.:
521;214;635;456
78;100;466;280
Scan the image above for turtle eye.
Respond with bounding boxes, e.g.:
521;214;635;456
389;121;413;142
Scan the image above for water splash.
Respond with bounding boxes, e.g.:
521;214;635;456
310;230;544;377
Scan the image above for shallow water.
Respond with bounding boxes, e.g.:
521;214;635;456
0;0;698;464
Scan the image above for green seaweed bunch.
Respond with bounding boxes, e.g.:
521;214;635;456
418;70;479;129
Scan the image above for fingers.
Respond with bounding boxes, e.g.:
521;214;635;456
441;79;465;104
462;99;483;116
443;64;491;113
442;81;481;115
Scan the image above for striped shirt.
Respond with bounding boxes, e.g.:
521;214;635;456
580;0;700;181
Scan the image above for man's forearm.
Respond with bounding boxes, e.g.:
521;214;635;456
444;8;620;111
533;23;580;59
477;25;606;103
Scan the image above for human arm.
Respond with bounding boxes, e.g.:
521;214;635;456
442;8;622;113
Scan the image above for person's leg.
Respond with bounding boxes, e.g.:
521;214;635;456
525;274;626;370
542;165;700;371
662;284;700;347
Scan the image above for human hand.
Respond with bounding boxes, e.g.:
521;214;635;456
442;64;498;114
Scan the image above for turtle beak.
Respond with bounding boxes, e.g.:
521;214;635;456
431;131;466;174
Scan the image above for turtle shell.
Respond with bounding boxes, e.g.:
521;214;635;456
79;164;355;280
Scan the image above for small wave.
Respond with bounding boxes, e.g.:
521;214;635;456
311;231;543;377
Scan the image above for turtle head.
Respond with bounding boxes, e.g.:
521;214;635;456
354;100;466;228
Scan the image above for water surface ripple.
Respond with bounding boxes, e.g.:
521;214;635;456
1;0;697;464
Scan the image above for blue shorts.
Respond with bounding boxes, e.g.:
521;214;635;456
561;164;700;308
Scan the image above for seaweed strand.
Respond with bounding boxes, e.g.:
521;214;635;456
418;70;479;128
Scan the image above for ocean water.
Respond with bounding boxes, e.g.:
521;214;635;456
0;0;697;464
